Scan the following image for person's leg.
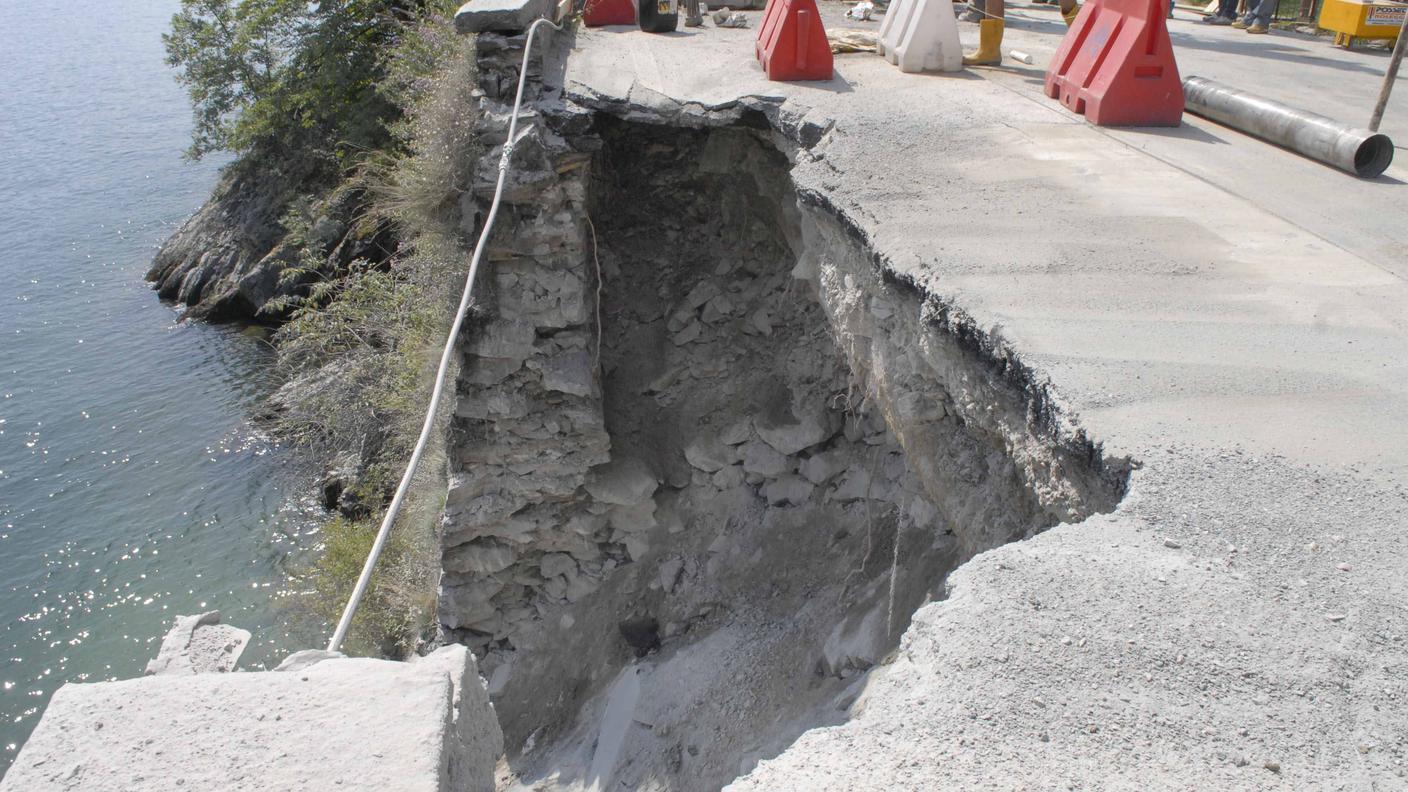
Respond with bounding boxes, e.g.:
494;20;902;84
1202;0;1235;22
1058;0;1081;25
960;0;985;23
1245;0;1273;31
963;0;1004;64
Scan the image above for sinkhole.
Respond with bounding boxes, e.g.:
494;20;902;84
443;113;1128;792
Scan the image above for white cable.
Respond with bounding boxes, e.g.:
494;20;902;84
328;16;563;653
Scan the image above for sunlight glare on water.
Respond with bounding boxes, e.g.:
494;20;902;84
0;0;326;775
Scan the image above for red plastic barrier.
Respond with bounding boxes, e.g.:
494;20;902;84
584;0;635;26
756;0;783;61
1044;0;1183;126
755;0;833;81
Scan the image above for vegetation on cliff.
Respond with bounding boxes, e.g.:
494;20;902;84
165;0;407;162
163;0;481;656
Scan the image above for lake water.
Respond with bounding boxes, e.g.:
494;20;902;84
0;0;324;775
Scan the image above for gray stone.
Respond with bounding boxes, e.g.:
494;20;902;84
756;404;840;455
540;552;577;579
585;457;659;505
440;579;508;629
455;0;552;35
829;465;873;502
542;575;569;600
720;418;753;445
145;612;250;676
2;648;501;792
712;464;747;489
564;573;600;602
462;355;524;386
445;538;519;575
798;450;848;485
682;280;721;310
701;294;735;323
623;533;650;561
658;557;685;592
764;475;815;506
608;499;658;534
741;440;791;477
671;320;702;346
684;433;733;472
466;318;536;362
747;307;774;336
535;348;594;397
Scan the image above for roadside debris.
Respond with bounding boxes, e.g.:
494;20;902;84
712;6;750;26
829;28;878;52
845;0;875;20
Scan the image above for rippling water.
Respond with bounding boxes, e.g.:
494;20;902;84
0;1;324;774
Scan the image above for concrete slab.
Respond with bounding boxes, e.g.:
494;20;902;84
144;611;250;676
557;8;1408;788
0;646;502;792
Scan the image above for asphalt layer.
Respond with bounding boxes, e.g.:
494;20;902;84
559;9;1408;790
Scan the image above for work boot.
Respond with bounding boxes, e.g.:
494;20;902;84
1062;2;1080;24
1230;17;1248;27
1246;21;1269;32
963;19;1004;65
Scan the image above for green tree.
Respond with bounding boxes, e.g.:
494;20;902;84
164;0;414;161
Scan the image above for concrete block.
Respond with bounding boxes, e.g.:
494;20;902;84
144;611;250;676
455;0;552;35
1;650;502;792
878;0;963;73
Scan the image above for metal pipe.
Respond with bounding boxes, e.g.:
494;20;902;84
1182;76;1395;178
1369;15;1407;132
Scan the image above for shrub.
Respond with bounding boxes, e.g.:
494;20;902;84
274;9;479;656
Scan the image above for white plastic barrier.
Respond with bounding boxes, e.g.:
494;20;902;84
876;0;962;73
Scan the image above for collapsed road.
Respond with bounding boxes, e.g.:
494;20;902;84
441;6;1408;790
3;2;1405;790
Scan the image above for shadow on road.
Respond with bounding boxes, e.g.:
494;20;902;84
1168;31;1389;77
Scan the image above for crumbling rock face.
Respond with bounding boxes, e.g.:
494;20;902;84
439;32;613;648
440;30;1127;792
146;150;394;322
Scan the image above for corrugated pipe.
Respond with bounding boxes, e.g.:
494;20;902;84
1182;76;1395;178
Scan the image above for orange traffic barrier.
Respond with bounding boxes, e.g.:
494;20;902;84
584;0;636;26
756;0;834;81
1044;0;1183;126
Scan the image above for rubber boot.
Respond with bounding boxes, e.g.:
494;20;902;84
1062;2;1080;24
963;19;1004;65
